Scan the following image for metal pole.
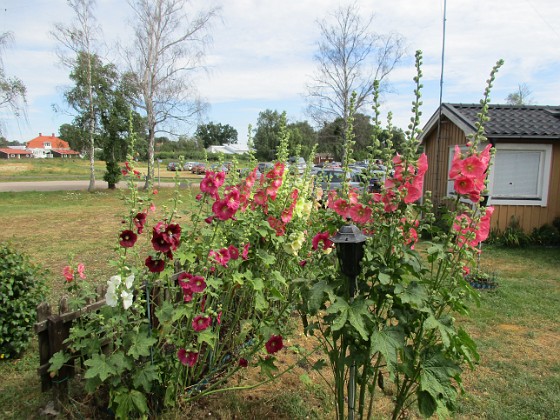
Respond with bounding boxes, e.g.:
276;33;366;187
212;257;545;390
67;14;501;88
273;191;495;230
348;274;356;420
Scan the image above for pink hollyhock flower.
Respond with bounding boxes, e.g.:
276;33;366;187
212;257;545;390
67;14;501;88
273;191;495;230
149;203;156;213
453;177;475;196
228;245;239;260
225;189;241;211
133;212;147;234
402;175;424;204
238;358;248;367
267;216;286;236
463;266;471;276
151;231;171;253
77;263;86;279
349;203;372;225
212;198;236;221
63;266;74;282
332;199;350;218
196;193;203;201
312;232;333;251
472;206;495;246
266;162;285;179
417;153;428;175
120;230;138;248
216;311;222;325
200;172;220;197
461;155;486;180
209;249;230;267
204;216;214;224
242;243;250;260
449;145;464;179
480;143;492;167
192;315;212;332
145;256;165;273
265;334;284;354
253;189;268;208
281;207;294;224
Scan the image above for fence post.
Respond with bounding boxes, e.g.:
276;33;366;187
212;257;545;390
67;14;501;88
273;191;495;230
36;301;52;392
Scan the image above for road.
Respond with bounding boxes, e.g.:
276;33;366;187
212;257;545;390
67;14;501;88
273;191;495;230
0;180;186;192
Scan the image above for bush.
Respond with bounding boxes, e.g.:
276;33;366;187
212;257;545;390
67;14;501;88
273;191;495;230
0;242;47;359
531;223;560;246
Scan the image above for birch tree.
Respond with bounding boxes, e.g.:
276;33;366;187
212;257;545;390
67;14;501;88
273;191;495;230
126;0;219;189
0;32;27;134
306;3;405;126
52;0;100;191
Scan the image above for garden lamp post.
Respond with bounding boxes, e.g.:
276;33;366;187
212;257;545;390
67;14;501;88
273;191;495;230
330;222;368;420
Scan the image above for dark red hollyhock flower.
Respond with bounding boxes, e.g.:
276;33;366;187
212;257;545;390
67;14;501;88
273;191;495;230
119;230;138;248
238;358;248;367
164;223;181;249
152;231;171;252
133;212;147;234
265;334;284;354
145;256;165;273
228;245;240;260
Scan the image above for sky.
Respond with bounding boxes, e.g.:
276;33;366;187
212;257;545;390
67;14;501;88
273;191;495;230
1;0;559;146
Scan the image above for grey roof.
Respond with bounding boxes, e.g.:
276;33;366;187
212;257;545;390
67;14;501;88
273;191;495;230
421;103;560;140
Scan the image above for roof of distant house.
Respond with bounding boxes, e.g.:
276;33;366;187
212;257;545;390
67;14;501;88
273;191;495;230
52;148;80;155
0;148;33;155
421;104;560;141
26;133;71;149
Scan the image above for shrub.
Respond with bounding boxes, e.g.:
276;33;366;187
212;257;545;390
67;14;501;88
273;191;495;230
531;223;560;246
0;242;47;359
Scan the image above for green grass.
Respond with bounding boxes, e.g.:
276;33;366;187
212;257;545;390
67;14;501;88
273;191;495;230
0;189;559;419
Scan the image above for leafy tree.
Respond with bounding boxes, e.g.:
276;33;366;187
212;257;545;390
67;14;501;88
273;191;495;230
195;122;238;148
126;0;219;189
306;3;404;125
52;0;101;191
318;113;373;161
0;32;26;134
505;83;534;105
253;110;284;161
287;121;317;160
58;123;86;153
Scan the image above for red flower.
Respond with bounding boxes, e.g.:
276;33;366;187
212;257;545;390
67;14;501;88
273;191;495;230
348;204;372;225
212;198;236;221
192;315;212;332
151;231;171;253
145;256;165;273
189;275;206;293
238;358;248;367
133;212;147;234
177;348;198;367
242;243;250;260
228;245;239;260
312;232;333;251
267;216;286;236
332;199;350;218
163;223;181;250
265;334;284;354
63;266;74;282
77;263;86;279
120;230;138;248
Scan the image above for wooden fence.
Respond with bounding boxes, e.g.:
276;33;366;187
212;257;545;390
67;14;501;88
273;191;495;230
34;274;182;405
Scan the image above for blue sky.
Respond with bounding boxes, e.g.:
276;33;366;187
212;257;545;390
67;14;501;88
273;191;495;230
1;0;559;145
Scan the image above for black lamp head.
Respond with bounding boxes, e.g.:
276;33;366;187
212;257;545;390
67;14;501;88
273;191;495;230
330;222;368;279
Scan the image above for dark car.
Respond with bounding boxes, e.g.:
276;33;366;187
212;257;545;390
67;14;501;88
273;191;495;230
191;163;207;175
167;162;181;171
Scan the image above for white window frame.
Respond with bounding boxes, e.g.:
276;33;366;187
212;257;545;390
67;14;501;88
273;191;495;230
487;143;552;207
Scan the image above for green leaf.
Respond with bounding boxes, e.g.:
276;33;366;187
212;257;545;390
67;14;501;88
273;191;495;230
84;353;116;382
396;281;429;309
255;290;269;311
417;389;437;417
107;352;133;374
424;315;455;348
257;250;276;266
331;309;348;331
258;355;279;379
371;327;404;378
271;270;286;285
378;272;392;285
307;281;334;313
419;351;461;402
197;328;217;349
348;301;370;341
127;334;157;359
250;276;264;291
48;351;71;374
133;364;160;393
312;359;327;371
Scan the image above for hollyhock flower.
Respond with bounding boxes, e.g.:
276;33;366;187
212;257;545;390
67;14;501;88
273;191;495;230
200;172;222;198
267;216;286;236
149;203;156;213
209;249;230;267
281;208;294;224
472;206;495;246
402;176;424;204
266;162;285;179
312;231;333;251
228;245;239;260
463;266;471;276
332;199;350;218
177;348;198;367
189;275;206;293
242;243;250;260
453;177;475;196
225;189;241;211
238;358;248;367
152;231;171;253
204;216;214;224
461;155;486;179
145;256;165;273
120;230;138;248
77;263;86;279
299;260;307;267
121;290;133;310
63;266;74;282
216;311;222;325
200;295;207;312
133;212;147;234
417;153;428;175
265;334;284;354
348;204;372;225
105;275;121;307
192;315;212;332
163;223;181;250
121;168;128;176
196;193;203;201
212;198;236;221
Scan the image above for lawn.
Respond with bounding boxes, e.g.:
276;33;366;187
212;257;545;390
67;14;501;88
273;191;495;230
0;188;559;419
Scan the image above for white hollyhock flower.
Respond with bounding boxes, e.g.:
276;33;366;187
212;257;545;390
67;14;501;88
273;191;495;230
125;274;135;290
121;290;133;310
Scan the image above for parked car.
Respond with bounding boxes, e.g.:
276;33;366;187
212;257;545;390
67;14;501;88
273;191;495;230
257;162;274;174
191;163;207;175
183;161;198;171
210;163;230;173
167;162;182;171
313;168;363;193
288;156;306;174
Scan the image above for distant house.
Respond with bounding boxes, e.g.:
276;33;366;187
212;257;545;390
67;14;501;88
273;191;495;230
206;144;250;155
421;103;560;233
26;133;79;158
0;148;33;159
